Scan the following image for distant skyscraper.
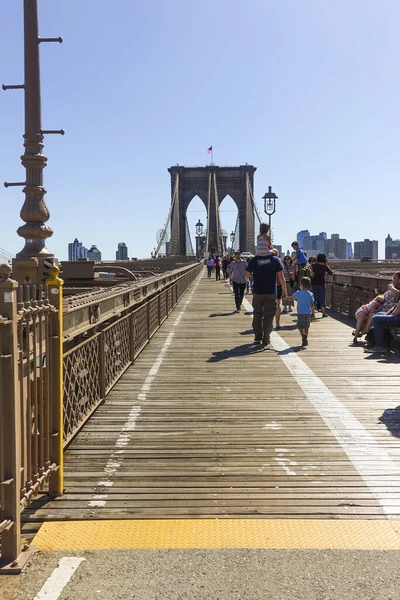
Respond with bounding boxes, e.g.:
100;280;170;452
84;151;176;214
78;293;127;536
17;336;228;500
346;242;353;260
354;239;378;260
324;234;347;259
116;242;128;260
385;233;400;259
87;245;102;261
296;230;310;248
303;232;327;257
68;238;88;261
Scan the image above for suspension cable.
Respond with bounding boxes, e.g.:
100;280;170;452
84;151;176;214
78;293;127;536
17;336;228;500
246;172;262;224
153;172;179;258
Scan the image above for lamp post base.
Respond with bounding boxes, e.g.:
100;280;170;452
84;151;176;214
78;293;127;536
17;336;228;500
12;256;58;288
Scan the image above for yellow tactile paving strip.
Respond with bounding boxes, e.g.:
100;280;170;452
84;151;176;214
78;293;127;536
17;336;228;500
33;519;400;551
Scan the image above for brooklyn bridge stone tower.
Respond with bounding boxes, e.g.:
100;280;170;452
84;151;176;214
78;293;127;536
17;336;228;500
168;165;257;256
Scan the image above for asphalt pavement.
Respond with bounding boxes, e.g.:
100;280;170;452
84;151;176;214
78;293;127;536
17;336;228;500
2;548;400;600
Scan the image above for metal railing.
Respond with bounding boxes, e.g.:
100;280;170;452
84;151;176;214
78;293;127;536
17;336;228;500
0;270;62;571
0;261;201;569
326;273;392;316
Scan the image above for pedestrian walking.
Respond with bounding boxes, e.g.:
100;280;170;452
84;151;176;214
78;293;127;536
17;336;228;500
229;251;247;312
206;256;213;278
214;255;221;280
293;277;316;348
282;255;295;313
245;253;287;347
311;253;332;316
222;255;229;280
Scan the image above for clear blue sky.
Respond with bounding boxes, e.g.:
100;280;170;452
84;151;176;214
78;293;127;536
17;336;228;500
1;0;399;259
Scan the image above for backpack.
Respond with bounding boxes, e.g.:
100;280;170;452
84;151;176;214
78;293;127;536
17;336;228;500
297;262;313;282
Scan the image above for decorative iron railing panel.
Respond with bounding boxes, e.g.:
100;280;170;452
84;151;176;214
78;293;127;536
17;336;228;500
104;315;131;394
63;336;102;444
132;305;149;359
149;296;160;337
159;289;168;324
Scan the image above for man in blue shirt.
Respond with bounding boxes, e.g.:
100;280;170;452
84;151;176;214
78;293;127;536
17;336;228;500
245;253;286;346
291;241;308;264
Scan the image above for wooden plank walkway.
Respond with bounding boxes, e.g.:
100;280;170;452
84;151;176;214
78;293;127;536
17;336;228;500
25;271;400;525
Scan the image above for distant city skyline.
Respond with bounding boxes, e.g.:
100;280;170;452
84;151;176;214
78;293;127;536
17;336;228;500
295;230;382;260
68;238;102;261
62;230;396;262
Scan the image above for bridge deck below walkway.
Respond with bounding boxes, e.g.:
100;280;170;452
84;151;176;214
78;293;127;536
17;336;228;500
26;271;400;527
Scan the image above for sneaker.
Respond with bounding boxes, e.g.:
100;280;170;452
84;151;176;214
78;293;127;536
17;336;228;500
275;324;282;330
254;338;262;344
352;338;358;346
236;309;240;313
282;308;287;314
262;340;270;347
364;346;387;354
322;313;328;318
301;334;307;347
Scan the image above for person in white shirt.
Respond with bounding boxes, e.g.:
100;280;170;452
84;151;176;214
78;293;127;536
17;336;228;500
229;251;247;312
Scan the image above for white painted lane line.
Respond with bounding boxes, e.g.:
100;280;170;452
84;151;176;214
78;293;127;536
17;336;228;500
33;557;85;600
241;294;400;517
89;274;203;505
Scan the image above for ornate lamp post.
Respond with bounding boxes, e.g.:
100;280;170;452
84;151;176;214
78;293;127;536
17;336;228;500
229;231;235;254
3;0;63;284
195;219;204;258
262;186;278;239
195;219;204;237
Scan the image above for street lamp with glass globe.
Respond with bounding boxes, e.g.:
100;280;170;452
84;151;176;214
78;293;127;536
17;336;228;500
262;186;278;238
230;231;235;254
195;219;204;257
195;219;204;236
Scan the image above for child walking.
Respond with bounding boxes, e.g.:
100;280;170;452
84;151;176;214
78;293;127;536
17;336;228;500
352;295;385;344
293;277;315;348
